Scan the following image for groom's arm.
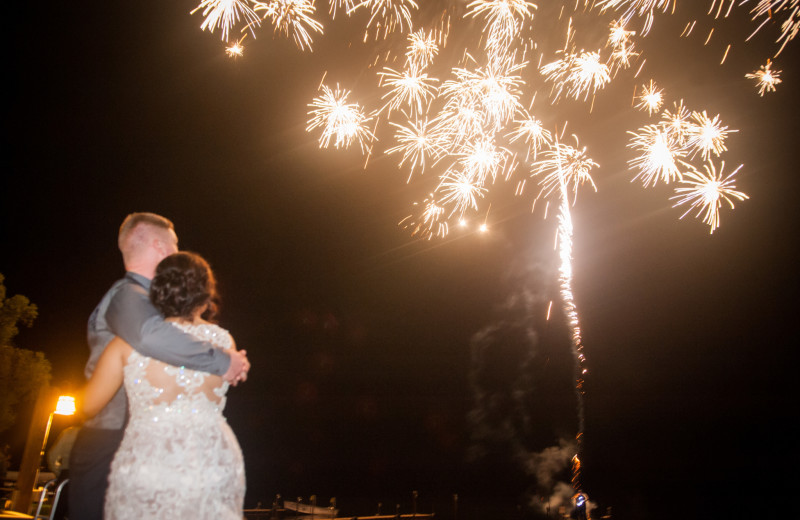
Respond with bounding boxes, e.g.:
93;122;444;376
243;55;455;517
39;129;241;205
105;282;231;376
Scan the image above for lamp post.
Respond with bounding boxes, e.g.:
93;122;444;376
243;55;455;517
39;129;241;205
9;389;75;514
33;396;75;488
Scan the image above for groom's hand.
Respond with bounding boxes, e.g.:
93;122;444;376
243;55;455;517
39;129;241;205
223;349;250;385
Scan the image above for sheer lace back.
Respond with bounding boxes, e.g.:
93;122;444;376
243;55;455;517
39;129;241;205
128;322;232;413
106;322;245;520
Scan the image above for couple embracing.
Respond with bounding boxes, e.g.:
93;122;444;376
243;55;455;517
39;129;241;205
70;212;251;519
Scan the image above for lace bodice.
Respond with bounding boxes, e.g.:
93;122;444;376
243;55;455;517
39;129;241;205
106;322;245;519
124;322;233;419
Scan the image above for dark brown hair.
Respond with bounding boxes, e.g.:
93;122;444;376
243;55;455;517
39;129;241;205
149;252;219;321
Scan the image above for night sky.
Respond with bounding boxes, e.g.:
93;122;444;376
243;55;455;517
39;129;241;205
3;2;799;519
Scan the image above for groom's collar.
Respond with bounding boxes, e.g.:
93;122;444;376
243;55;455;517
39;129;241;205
125;271;151;290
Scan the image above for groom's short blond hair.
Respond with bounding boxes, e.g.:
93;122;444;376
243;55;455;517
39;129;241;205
118;212;175;261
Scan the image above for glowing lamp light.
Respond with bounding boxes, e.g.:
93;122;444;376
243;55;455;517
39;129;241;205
54;395;76;416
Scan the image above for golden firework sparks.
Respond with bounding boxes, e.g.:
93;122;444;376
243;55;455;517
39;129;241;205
355;0;419;40
627;124;685;187
328;0;357;18
399;195;450;239
307;84;376;153
465;0;538;53
191;0;261;42
531;136;598;204
661;100;692;141
594;0;676;35
748;0;800;56
745;59;783;96
256;0;323;51
406;29;440;69
507;111;552;159
636;79;663;115
225;39;245;57
671;160;748;233
685;110;736;161
436;167;489;216
385;118;447;178
378;62;439;116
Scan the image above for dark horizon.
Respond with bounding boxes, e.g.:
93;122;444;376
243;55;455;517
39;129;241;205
4;2;798;519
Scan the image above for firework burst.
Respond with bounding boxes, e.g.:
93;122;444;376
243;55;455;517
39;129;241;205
385;118;447;178
671;160;748;233
627;124;685;187
441;55;527;131
685;111;736;161
745;59;783;95
307;84;376;153
226;39;245;57
378;62;439;116
256;0;324;51
436;166;489;216
406;29;440;69
636;80;664;115
457;134;510;185
594;0;676;35
507;111;552;159
399;195;449;239
465;0;538;54
355;0;419;40
191;0;261;42
531;136;598;204
661;101;692;141
541;50;611;103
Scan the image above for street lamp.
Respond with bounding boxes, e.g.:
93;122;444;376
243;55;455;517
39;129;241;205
35;396;75;486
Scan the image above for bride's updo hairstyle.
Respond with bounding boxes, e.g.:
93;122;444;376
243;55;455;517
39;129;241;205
150;251;219;322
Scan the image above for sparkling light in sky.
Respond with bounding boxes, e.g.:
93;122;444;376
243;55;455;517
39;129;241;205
531;137;598;205
594;0;677;35
378;62;439;116
307;84;375;153
182;0;798;495
627;124;684;187
636;80;664;115
192;0;260;42
745;59;783;95
748;0;800;55
255;0;324;51
671;160;749;233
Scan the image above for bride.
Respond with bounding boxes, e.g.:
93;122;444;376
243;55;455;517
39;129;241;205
82;252;245;519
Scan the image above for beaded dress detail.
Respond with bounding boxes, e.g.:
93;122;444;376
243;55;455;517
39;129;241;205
105;322;245;519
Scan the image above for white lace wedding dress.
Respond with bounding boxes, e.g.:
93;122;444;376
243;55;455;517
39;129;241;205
105;322;245;519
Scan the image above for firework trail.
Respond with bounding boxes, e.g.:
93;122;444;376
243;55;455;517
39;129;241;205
550;136;593;492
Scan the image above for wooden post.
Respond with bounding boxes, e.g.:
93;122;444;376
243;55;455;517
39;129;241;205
10;384;58;514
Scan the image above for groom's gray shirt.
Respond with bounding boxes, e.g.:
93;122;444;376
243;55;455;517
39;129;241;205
84;271;231;429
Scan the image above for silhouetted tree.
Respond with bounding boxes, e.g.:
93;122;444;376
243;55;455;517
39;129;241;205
0;273;51;433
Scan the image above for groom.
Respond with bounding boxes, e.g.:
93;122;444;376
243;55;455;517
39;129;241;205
69;212;250;520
